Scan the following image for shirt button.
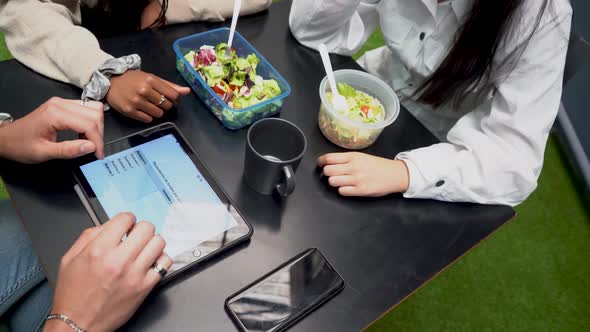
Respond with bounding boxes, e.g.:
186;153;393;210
419;32;426;41
436;180;445;187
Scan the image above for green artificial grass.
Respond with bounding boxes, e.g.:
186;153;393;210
0;24;589;332
0;34;11;62
366;135;590;332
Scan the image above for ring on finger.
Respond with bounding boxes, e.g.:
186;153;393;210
151;262;168;278
157;94;166;106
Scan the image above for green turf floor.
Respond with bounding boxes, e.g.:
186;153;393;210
0;26;589;332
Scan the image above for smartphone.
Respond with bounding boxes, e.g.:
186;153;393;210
225;248;345;332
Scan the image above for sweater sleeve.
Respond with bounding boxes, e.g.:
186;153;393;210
0;0;113;88
164;0;272;24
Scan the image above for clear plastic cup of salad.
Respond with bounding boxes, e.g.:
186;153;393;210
318;69;400;150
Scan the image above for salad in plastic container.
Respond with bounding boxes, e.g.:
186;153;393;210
318;70;399;150
173;28;291;130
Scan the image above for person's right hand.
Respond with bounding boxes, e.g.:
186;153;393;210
0;97;104;163
106;70;190;123
44;213;172;332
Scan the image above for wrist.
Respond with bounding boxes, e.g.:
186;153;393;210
43;318;74;332
82;54;141;108
48;306;96;332
0;122;16;160
392;159;410;193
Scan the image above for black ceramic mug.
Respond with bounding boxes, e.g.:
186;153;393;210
244;118;307;196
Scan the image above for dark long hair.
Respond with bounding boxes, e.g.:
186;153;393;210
414;0;553;109
81;0;169;38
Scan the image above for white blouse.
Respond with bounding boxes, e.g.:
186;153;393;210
290;0;572;206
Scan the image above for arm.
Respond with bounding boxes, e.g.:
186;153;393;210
164;0;272;24
289;0;380;55
0;0;113;88
396;5;573;206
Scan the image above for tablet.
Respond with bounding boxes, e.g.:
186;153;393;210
72;123;252;280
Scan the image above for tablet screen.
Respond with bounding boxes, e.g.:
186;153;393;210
79;133;238;258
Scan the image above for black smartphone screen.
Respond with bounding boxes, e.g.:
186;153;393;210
225;249;344;332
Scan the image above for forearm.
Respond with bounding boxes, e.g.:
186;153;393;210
164;0;272;24
289;0;379;55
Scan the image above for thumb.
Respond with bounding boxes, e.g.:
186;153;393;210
46;140;96;160
163;79;191;95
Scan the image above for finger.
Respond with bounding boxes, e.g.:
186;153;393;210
63;99;104;113
161;79;191;96
328;175;356;188
44;140;96;160
90;212;136;251
62;226;103;264
126;110;154;123
135;234;166;272
149;76;181;104
145;253;173;286
322;163;352;177
317;153;353;167
50;108;104;160
338;186;359;197
118;221;156;262
137;97;166;117
142;88;174;111
60;100;105;137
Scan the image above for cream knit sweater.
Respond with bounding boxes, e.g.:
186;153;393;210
0;0;272;88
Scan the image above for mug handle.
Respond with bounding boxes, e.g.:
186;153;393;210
276;165;295;197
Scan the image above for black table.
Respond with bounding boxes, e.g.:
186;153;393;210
0;1;515;331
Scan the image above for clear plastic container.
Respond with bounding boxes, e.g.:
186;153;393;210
173;28;291;130
318;70;399;150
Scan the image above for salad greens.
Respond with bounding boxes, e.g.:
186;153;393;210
184;43;281;109
326;82;385;124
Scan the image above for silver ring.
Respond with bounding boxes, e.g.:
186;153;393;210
157;94;166;106
151;262;168;278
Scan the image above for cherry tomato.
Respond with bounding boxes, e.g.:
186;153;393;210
212;85;226;97
361;105;370;116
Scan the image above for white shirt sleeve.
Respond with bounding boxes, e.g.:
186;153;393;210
396;8;572;207
289;0;381;55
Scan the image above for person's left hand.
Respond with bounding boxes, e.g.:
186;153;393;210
318;152;410;197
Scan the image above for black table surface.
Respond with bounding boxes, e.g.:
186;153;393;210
0;1;515;331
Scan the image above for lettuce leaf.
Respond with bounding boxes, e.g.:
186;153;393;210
202;64;225;86
336;82;356;98
262;80;281;98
